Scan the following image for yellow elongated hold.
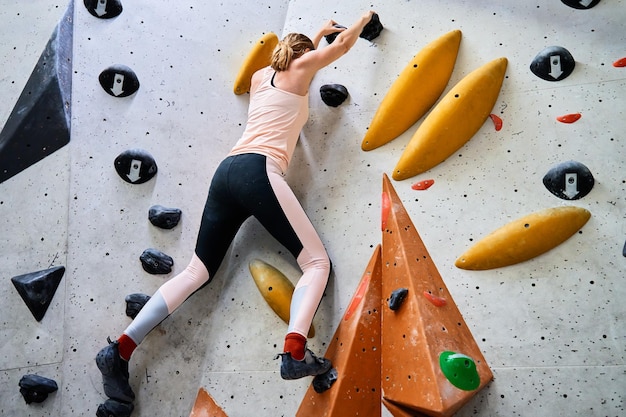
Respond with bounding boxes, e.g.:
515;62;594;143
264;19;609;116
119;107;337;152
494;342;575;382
455;206;591;270
233;32;279;95
361;30;462;151
248;259;315;338
393;57;508;180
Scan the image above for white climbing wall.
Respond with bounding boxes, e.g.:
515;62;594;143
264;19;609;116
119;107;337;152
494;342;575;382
0;0;624;416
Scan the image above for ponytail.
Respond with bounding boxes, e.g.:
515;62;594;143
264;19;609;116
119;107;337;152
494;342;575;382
270;33;315;71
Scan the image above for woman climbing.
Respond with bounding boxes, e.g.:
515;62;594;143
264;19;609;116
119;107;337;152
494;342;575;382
95;9;378;412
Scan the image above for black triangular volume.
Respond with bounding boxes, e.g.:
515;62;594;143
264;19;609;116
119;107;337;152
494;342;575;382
0;0;74;184
11;266;65;322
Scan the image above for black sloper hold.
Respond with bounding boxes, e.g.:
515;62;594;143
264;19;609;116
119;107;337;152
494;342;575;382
388;288;409;311
623;240;626;258
96;399;134;417
325;24;347;44
99;64;139;97
313;367;338;393
530;46;575;82
543;160;594;200
114;148;158;184
125;293;151;319
19;374;58;404
360;13;383;41
320;84;349;107
140;248;174;274
561;0;601;9
84;0;123;19
149;205;182;229
11;266;65;322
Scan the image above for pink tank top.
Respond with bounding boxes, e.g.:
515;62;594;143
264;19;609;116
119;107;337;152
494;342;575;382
228;67;309;173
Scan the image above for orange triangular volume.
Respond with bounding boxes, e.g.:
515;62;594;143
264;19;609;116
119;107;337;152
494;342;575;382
189;387;228;417
296;245;383;417
380;174;492;417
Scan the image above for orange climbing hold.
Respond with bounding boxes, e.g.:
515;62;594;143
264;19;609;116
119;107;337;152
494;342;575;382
489;114;503;131
296;245;383;417
557;113;581;123
189;387;228;417
613;57;626;67
411;179;435;190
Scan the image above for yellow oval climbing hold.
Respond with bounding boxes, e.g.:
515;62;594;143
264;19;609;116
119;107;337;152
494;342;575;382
248;258;315;338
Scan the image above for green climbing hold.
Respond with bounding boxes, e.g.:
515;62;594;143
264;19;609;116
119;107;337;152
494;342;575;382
439;351;480;391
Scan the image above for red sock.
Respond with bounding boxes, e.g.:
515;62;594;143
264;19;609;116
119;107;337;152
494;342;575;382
117;334;137;361
283;332;307;361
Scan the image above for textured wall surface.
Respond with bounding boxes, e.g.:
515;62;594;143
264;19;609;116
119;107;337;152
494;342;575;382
0;1;624;416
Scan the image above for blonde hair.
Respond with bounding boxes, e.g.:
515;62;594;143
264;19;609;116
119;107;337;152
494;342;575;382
270;33;315;71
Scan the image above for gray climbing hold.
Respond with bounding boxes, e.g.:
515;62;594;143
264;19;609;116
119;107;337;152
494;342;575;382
388;288;408;311
0;0;73;184
325;24;346;44
84;0;123;19
140;248;173;274
19;374;58;404
313;367;338;393
360;13;383;41
125;293;151;319
530;46;575;82
320;84;349;107
96;398;134;417
543;160;594;200
11;266;65;322
149;205;182;229
99;64;140;97
561;0;601;9
114;148;157;184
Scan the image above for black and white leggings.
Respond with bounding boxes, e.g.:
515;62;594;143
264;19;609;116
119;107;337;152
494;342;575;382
124;153;331;345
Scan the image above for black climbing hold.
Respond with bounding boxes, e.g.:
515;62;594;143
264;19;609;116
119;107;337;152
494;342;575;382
114;148;158;184
313;367;338;393
388;288;408;311
99;65;140;97
149;205;182;229
96;398;134;417
11;266;65;322
18;374;58;404
0;1;73;184
530;46;575;82
84;0;123;19
325;24;347;44
320;84;349;107
543;160;594;200
140;248;174;274
623;240;626;257
561;0;601;9
360;13;383;41
125;293;151;319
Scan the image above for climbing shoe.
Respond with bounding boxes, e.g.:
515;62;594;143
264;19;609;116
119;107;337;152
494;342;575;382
95;337;135;403
96;398;134;417
278;349;332;380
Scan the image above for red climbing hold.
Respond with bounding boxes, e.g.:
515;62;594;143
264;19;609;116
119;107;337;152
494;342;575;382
613;57;626;68
381;191;391;231
489;114;503;131
557;113;582;123
344;273;370;321
423;291;447;307
411;179;434;190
